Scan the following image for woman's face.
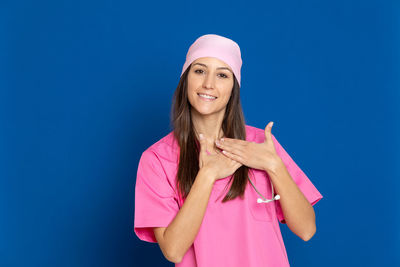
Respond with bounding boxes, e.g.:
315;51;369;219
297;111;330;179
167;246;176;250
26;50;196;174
187;57;234;117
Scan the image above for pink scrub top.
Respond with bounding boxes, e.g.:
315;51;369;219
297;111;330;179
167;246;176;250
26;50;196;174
134;125;323;267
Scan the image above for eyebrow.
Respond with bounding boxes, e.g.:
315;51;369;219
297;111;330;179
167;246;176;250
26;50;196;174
192;63;233;73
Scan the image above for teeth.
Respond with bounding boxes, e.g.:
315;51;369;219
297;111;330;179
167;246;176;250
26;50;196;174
198;93;216;99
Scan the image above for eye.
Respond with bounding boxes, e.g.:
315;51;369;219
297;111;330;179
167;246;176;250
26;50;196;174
194;69;204;74
194;69;228;78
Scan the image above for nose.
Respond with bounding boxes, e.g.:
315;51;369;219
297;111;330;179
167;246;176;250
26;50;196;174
202;72;215;90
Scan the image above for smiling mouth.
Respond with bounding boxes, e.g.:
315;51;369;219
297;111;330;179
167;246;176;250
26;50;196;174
197;93;217;101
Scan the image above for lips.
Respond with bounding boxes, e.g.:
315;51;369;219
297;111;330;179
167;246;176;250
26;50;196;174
197;93;217;102
197;93;217;98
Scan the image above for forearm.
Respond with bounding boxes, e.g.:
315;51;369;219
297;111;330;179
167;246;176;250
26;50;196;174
266;159;316;241
163;168;216;262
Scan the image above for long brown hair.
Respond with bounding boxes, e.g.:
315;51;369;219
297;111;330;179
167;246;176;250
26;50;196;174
170;64;250;203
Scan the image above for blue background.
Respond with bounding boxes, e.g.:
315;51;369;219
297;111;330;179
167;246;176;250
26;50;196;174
1;0;399;266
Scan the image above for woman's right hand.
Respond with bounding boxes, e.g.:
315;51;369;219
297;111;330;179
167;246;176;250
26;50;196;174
198;133;243;181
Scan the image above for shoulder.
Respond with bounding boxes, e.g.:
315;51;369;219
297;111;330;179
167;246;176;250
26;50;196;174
245;124;276;143
142;130;179;164
137;131;179;188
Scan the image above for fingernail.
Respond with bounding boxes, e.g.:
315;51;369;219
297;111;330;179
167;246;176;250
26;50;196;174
199;133;203;139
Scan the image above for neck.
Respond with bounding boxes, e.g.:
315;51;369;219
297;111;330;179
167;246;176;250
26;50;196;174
191;110;225;141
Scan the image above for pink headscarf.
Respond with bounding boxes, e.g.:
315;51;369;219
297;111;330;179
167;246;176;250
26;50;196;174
180;34;243;86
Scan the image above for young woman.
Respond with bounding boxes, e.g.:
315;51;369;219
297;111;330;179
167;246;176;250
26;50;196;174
134;34;323;267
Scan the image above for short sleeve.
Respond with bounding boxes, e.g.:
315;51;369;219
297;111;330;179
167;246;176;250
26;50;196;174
134;149;180;243
271;134;323;224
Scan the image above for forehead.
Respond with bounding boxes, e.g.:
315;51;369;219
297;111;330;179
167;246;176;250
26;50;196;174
192;57;231;70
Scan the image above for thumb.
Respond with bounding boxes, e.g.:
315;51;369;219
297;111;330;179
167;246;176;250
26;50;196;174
264;121;274;142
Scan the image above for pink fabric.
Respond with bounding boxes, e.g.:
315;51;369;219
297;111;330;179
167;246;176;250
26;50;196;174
134;125;323;267
180;34;243;86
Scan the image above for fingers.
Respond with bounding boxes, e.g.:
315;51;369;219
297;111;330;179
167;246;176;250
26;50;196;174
214;142;243;173
214;147;220;154
231;158;242;171
218;148;242;167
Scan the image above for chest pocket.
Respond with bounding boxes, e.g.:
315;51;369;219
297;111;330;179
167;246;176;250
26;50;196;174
247;169;274;222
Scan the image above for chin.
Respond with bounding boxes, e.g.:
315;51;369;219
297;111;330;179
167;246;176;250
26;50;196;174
194;109;215;116
192;106;224;116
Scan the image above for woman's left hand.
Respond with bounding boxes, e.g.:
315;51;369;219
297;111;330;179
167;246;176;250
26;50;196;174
215;122;283;172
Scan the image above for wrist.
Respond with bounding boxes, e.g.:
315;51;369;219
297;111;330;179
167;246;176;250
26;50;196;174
264;156;285;175
199;167;217;184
